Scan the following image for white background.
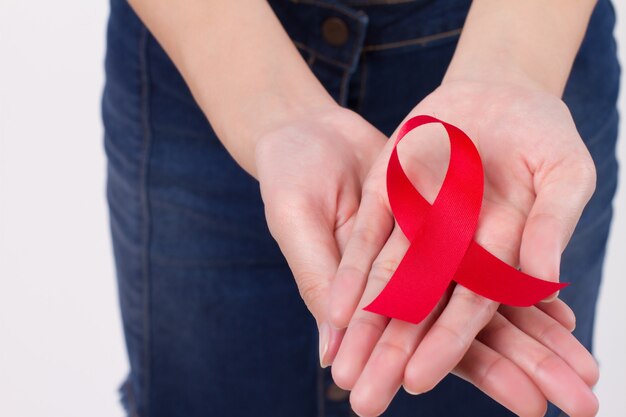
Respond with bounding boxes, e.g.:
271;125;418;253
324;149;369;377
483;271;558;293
0;1;624;416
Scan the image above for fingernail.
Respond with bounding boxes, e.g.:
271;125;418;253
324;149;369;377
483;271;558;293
541;290;559;303
566;306;576;332
319;322;330;368
403;385;421;396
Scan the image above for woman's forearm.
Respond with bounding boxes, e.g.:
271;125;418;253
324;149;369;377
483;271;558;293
127;0;336;176
444;0;597;95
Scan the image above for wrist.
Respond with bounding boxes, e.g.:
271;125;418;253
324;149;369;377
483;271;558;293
209;84;339;178
138;0;340;177
442;57;550;95
444;0;596;97
242;88;338;149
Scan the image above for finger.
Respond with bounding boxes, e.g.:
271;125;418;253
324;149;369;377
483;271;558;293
403;203;521;395
520;153;596;301
478;313;599;417
403;284;499;394
534;297;576;331
331;226;407;390
453;340;547;417
265;197;342;366
319;324;345;369
334;215;356;257
348;321;426;417
499;304;598;386
329;123;446;331
349;295;449;417
330;188;394;329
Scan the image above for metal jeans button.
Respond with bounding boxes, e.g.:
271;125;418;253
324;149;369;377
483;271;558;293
321;17;349;46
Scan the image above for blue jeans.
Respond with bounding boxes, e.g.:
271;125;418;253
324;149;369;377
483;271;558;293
103;0;620;416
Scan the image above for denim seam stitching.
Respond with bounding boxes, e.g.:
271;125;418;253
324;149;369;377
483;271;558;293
356;54;369;113
342;0;422;4
573;201;613;238
138;25;154;417
346;19;366;73
149;256;288;268
362;27;462;52
288;0;364;19
290;0;367;72
582;107;619;146
339;67;351;105
294;28;461;70
293;41;351;69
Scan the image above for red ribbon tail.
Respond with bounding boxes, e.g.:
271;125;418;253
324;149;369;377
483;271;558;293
364;247;452;324
454;242;568;306
364;287;443;325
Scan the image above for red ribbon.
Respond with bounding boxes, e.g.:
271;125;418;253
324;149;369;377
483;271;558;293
364;115;567;324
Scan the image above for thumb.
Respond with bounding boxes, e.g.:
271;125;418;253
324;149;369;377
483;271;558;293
265;197;343;367
520;154;596;302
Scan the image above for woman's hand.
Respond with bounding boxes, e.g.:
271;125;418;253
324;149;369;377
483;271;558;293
255;105;387;366
328;80;599;416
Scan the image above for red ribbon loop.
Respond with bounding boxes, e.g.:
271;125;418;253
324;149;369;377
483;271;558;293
364;115;567;324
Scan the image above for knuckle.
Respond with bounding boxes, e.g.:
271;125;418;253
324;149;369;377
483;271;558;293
376;339;413;358
431;322;469;352
362;176;387;200
297;274;328;311
532;352;562;378
336;263;368;286
527;211;566;230
351;225;381;251
360;186;391;219
351;314;387;334
478;318;509;342
369;258;400;285
536;321;562;345
474;237;518;265
477;355;505;387
475;356;548;417
451;289;496;316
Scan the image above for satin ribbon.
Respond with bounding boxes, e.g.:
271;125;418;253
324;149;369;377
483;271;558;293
364;115;567;324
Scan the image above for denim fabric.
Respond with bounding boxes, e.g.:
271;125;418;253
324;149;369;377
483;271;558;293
102;0;620;416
